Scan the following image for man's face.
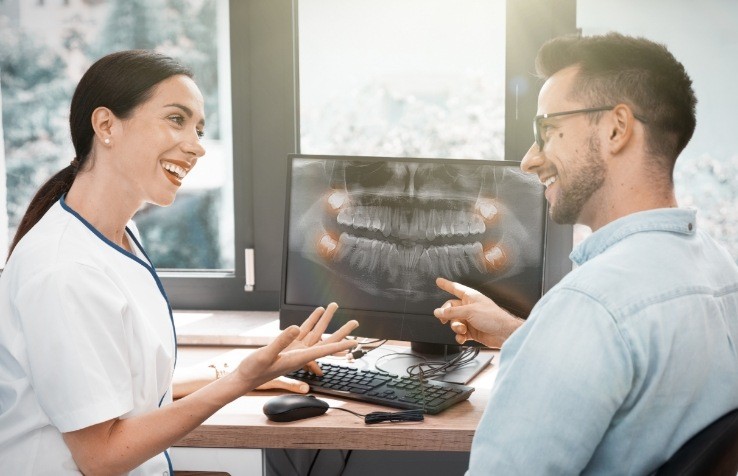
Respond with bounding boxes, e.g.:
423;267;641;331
521;66;607;226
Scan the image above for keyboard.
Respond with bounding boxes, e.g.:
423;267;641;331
286;362;474;415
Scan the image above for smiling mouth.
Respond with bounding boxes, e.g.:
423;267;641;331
161;160;190;186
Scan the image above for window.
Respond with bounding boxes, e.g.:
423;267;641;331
298;0;506;160
0;0;234;270
577;0;738;263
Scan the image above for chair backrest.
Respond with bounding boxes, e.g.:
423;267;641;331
656;408;738;476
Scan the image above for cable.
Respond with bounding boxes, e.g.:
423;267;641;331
319;337;386;363
339;449;353;476
328;406;366;419
372;346;479;379
306;449;321;476
355;337;387;345
346;338;388;362
406;346;480;380
371;346;480;413
364;410;424;424
328;406;424;424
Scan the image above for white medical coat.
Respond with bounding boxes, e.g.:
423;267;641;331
0;197;176;475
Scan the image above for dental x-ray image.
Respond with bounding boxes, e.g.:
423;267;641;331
283;155;547;317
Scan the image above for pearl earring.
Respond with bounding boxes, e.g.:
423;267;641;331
104;138;110;144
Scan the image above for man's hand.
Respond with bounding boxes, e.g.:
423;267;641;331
434;277;523;348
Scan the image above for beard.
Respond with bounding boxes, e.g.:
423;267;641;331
550;134;606;224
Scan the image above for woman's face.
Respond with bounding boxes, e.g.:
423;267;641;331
114;74;206;206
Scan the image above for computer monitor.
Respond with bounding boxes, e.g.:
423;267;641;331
280;154;572;355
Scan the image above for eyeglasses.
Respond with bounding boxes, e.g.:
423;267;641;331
533;106;647;150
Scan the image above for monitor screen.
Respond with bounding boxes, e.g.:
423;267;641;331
280;154;572;346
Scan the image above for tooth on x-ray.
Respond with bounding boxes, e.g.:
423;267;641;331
475;198;500;222
317;233;339;259
483;245;507;271
314;163;515;283
322;230;502;280
327;190;347;211
335;206;487;241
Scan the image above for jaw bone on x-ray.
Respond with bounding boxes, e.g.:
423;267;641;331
286;157;546;317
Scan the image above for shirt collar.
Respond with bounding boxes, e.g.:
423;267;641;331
570;208;697;266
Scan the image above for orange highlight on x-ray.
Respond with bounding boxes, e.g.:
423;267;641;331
317;232;340;259
475;198;500;223
483;244;507;271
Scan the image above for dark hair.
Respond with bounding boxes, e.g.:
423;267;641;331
8;50;193;259
535;32;697;170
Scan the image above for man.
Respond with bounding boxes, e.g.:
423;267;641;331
434;32;738;474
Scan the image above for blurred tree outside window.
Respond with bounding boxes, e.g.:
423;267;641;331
0;0;233;269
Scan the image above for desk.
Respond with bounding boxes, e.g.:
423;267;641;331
171;312;499;474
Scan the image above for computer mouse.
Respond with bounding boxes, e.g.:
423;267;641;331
263;394;329;422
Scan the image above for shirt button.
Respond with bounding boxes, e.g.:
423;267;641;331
688;223;693;231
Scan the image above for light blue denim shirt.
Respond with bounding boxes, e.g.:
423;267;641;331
468;208;738;475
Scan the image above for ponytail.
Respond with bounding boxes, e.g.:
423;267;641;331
7;161;78;260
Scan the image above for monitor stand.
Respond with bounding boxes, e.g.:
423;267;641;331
353;341;494;385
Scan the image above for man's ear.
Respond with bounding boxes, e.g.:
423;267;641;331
90;106;115;145
608;104;636;155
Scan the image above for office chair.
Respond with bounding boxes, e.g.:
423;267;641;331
655;408;738;476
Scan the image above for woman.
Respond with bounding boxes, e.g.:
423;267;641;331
0;50;357;475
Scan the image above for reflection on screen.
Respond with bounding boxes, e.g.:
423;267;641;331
284;157;546;317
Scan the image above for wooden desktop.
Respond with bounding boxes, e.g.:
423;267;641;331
170;311;499;473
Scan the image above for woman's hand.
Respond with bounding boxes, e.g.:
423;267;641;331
287;302;356;375
255;375;310;393
234;303;358;390
434;277;523;348
172;303;356;398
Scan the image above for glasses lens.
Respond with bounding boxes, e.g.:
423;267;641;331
533;118;543;150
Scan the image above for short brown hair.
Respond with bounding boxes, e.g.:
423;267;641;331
536;32;697;167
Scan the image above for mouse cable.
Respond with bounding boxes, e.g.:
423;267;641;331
328;406;424;424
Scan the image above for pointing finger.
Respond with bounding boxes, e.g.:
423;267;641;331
436;277;474;300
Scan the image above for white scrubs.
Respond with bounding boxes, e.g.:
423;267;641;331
0;197;176;475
